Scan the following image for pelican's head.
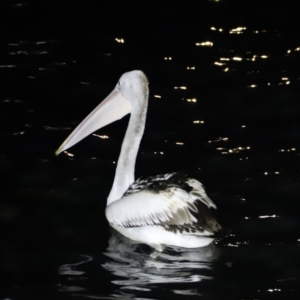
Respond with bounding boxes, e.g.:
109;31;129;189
116;70;148;105
55;70;148;155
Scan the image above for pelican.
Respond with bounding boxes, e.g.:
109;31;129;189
56;70;221;250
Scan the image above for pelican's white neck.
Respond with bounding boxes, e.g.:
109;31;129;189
107;89;148;205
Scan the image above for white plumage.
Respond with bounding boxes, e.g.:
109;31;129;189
106;185;198;227
56;70;221;250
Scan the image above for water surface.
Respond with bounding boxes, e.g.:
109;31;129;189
1;1;300;299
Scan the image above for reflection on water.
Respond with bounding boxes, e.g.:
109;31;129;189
103;232;217;285
58;232;218;299
59;254;92;276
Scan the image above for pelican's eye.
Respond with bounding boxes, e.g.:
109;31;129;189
116;80;121;90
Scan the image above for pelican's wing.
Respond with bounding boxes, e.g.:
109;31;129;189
123;172;217;208
106;173;221;234
186;178;216;209
105;187;198;228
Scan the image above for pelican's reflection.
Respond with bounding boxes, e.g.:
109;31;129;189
102;230;219;290
57;231;219;298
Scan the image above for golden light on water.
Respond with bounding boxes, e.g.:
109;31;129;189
115;38;124;43
196;41;213;47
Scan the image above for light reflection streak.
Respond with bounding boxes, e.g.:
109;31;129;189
176;142;184;145
232;57;242;61
229;27;246;34
258;215;278;219
64;151;74;157
230;241;249;246
214;62;225;66
216;145;250;155
173;289;201;296
13;3;29;7
227;243;238;247
196;41;213;47
210;26;223;31
13;131;25;135
2;99;23;103
44;126;72;131
153;152;164;155
93;134;109;139
208;137;228;143
154;95;161;98
245;215;279;220
0;65;16;68
264;171;281;175
267;289;282;292
35;51;48;54
9;51;27;55
279;148;296;152
115;38;125;43
19;40;55;45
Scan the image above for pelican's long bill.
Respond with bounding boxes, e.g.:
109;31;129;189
55;88;132;155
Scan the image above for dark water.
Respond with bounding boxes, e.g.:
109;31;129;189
1;1;300;299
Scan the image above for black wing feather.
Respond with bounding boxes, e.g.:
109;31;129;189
122;172;221;235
